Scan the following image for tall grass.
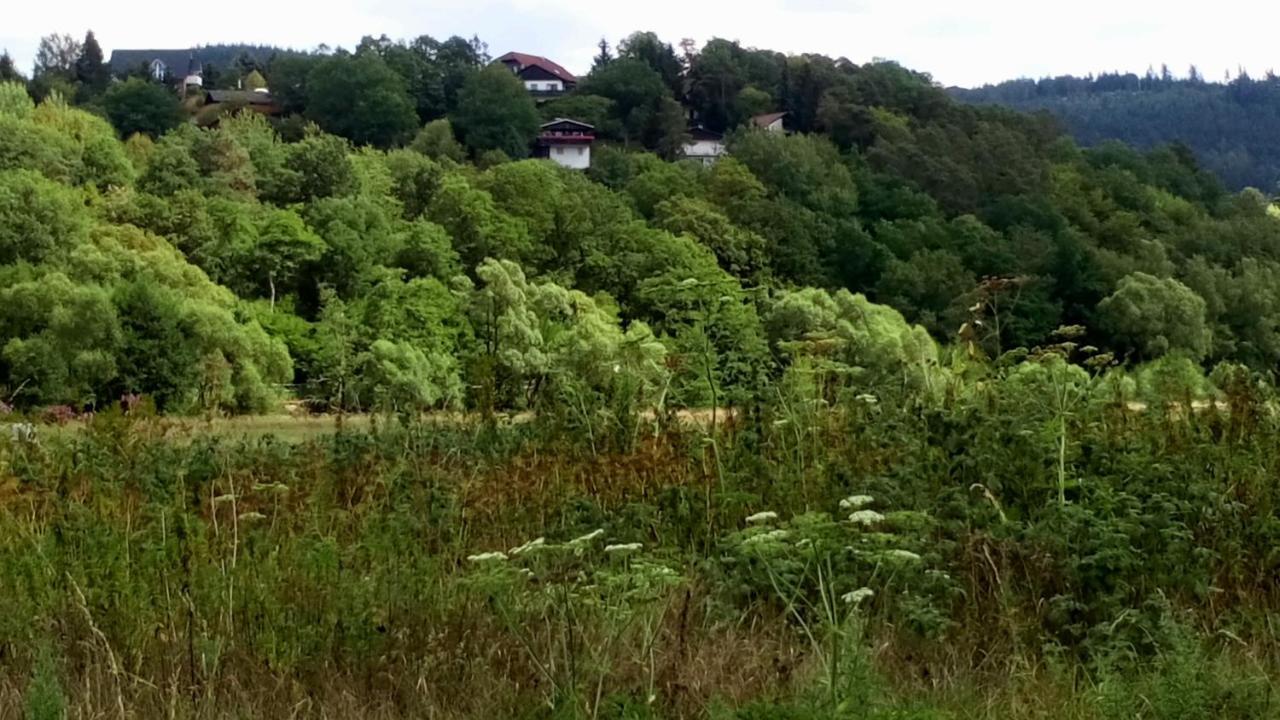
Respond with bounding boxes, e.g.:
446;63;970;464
4;364;1280;717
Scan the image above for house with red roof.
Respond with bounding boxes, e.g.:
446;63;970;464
497;52;578;98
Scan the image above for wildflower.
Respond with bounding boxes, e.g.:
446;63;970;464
254;482;290;494
885;549;922;562
841;587;875;606
848;509;885;526
855;394;878;405
509;537;546;555
213;494;237;505
237;511;266;522
467;551;509;563
746;511;778;524
743;529;789;545
605;542;643;554
569;529;605;546
839;495;874;510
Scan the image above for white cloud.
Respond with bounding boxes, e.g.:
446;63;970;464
3;0;1278;87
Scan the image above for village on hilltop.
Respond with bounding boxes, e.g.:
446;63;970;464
106;45;791;169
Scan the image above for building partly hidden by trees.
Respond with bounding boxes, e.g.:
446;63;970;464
2;26;1280;415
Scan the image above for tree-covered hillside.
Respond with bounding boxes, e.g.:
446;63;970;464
3;32;1280;415
955;71;1280;191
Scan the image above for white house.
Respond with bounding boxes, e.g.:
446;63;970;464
682;125;726;165
537;118;594;170
751;111;789;133
497;52;577;98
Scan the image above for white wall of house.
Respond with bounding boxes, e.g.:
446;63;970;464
682;139;726;164
763;118;785;132
525;79;564;92
548;144;590;170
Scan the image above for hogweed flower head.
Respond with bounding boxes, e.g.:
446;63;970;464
746;511;778;525
840;495;874;510
509;537;546;555
467;551;509;563
605;542;643;554
842;587;875;606
848;509;885;526
569;529;605;546
885;549;921;562
743;529;790;545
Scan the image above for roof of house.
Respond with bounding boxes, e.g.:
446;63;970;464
497;52;577;84
517;65;565;83
541;118;594;131
109;49;196;75
750;111;789;129
108;45;279;76
206;89;276;106
688;125;724;141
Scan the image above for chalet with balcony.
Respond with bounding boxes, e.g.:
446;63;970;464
536;118;594;169
497;52;577;99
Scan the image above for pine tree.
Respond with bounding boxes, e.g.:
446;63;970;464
593;38;613;71
75;30;109;95
0;51;23;83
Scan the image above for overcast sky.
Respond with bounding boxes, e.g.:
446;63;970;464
4;0;1279;88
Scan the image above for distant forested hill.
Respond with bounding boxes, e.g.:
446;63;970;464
954;72;1280;191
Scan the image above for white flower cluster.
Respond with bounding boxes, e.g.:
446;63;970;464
743;529;789;545
885;549;921;562
569;529;605;546
467;551;508;563
839;495;875;511
509;537;546;555
848;509;885;526
605;543;643;554
746;511;778;524
841;587;875;606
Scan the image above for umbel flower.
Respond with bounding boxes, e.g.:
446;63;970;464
840;495;874;510
745;511;778;524
605;543;642;554
848;509;885;526
509;537;546;555
467;551;508;563
569;529;605;546
841;587;875;606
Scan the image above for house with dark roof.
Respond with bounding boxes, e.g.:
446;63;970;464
497;52;577;98
108;45;276;84
536;118;594;169
682;125;726;165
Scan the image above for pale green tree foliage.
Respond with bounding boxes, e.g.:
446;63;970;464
411;118;466;163
33;96;134;189
427;172;532;268
0;81;34;117
466;258;668;417
0;92;133;189
1134;354;1214;408
359;339;461;416
254;208;326;309
1098;272;1211;360
0;273;121;406
655;196;769;280
766;287;945;398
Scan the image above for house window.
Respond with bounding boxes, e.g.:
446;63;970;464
577;148;584;156
556;147;564;155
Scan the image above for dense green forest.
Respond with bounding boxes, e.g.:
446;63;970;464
2;31;1279;414
8;28;1280;719
955;69;1280;191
